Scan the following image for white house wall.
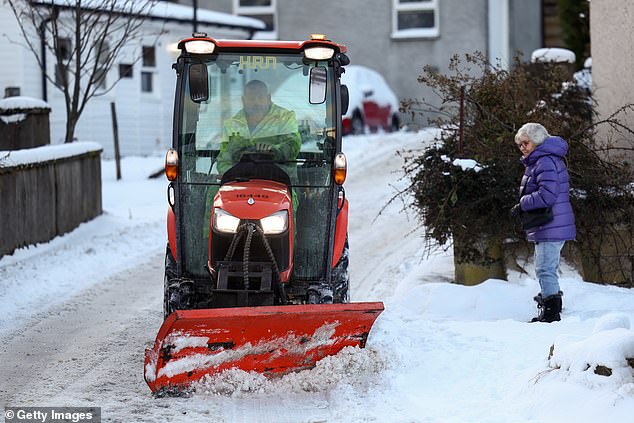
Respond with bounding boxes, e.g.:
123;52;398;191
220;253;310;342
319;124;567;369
0;4;254;158
591;0;634;164
0;6;41;103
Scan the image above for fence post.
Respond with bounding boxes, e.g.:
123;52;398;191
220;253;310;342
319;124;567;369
110;101;121;180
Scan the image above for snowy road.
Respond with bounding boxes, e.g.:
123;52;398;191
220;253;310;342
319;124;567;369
0;254;163;405
2;130;634;422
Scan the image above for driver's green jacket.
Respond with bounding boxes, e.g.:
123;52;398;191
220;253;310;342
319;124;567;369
216;104;302;175
204;104;301;237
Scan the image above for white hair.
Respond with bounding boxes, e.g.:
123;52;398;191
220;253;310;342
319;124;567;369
515;123;550;145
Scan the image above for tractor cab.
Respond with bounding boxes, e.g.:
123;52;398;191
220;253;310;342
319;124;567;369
165;34;352;311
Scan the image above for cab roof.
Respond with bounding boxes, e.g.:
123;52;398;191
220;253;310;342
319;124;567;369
177;36;347;54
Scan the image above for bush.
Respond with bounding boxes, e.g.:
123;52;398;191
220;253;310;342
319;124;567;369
401;52;634;283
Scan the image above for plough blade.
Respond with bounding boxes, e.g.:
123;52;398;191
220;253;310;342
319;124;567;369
144;302;384;393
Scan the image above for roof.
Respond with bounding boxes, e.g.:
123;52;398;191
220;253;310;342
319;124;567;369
31;0;266;32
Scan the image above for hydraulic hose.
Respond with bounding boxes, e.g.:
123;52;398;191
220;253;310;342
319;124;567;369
223;222;284;302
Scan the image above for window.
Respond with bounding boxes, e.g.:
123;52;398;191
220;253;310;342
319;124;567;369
392;0;439;39
143;46;156;67
141;71;153;92
94;68;107;89
95;41;110;89
5;87;20;97
233;0;277;39
56;38;72;61
55;63;68;86
54;38;71;86
119;64;133;78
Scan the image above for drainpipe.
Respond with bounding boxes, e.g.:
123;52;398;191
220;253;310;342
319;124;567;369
39;17;52;101
488;0;510;70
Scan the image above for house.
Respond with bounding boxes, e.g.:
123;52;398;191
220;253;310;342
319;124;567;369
0;1;264;158
179;0;543;127
590;0;634;165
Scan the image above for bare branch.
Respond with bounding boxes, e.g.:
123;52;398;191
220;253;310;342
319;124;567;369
7;0;161;142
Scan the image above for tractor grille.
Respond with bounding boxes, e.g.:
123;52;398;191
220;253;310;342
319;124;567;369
211;228;290;271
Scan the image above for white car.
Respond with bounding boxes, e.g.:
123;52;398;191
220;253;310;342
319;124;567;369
341;65;400;135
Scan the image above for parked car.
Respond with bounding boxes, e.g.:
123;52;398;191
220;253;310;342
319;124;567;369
341;65;400;135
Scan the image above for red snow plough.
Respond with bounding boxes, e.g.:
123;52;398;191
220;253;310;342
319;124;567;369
144;34;383;394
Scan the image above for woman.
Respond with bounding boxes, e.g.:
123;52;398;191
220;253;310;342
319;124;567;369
510;123;576;322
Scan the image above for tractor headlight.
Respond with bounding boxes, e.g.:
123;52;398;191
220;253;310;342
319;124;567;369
213;208;240;233
184;39;215;54
304;46;335;60
260;210;288;235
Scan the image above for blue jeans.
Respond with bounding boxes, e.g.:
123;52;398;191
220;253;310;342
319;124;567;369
534;241;565;297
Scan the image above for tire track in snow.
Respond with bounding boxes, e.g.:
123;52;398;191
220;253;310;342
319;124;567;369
0;253;163;406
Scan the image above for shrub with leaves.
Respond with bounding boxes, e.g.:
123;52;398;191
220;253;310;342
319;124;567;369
401;52;634;283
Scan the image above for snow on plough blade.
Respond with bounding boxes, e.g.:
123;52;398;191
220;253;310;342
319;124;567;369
144;302;384;393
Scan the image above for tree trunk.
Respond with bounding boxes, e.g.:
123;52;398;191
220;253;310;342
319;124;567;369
64;113;79;143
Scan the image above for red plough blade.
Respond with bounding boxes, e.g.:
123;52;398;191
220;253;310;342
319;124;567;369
144;302;384;393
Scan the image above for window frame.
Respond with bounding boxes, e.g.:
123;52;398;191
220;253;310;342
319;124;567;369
141;71;153;93
391;0;439;39
56;37;72;61
95;41;110;90
119;63;133;79
142;46;156;68
233;0;278;40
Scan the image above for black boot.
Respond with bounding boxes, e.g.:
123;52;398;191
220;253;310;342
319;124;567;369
531;293;562;323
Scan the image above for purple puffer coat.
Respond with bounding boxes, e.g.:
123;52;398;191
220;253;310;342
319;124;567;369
519;136;576;242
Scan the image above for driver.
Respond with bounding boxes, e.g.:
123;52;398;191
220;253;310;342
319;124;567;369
216;79;301;175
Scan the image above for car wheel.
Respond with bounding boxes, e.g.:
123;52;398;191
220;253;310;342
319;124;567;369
351;111;364;135
391;114;400;132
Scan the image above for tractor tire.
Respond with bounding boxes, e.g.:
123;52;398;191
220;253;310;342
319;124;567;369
332;236;349;303
351;111;365;135
163;244;176;320
163;244;195;320
163;245;177;320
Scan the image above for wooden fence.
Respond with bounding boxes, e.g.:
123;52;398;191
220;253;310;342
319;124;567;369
0;148;102;257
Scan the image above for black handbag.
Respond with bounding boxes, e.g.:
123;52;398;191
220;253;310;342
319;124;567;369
521;207;553;230
518;171;555;230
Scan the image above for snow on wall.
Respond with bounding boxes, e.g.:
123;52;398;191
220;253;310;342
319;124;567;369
531;48;576;64
0;96;50;111
0;142;103;168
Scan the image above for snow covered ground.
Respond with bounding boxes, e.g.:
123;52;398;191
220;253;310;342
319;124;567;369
1;130;634;422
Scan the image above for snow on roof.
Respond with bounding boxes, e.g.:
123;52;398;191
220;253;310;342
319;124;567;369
584;57;592;69
0;96;50;111
31;0;266;31
0;142;103;168
531;48;576;64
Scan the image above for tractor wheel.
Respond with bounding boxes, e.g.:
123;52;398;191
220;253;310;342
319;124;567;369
390;113;400;132
351;111;365;135
332;237;349;303
163;245;195;320
163;245;177;319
